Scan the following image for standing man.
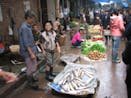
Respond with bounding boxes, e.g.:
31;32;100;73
19;10;39;89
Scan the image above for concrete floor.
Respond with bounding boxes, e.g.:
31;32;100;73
9;33;128;98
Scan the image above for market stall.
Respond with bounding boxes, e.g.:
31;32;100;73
79;24;103;40
88;25;102;36
81;40;106;62
48;63;98;96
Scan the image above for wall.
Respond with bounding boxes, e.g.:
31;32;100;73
47;0;56;23
0;0;10;43
0;0;40;44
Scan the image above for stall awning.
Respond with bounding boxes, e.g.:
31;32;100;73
128;0;131;2
90;0;110;3
91;0;122;3
121;2;129;7
110;0;121;3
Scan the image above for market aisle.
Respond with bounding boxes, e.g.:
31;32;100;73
93;41;127;98
9;35;128;98
93;61;127;98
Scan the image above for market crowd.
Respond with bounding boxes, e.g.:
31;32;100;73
80;7;131;97
0;7;131;98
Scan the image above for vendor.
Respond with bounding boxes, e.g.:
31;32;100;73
32;24;44;53
93;15;101;25
71;27;85;47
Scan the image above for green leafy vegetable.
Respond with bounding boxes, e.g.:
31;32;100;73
81;40;106;55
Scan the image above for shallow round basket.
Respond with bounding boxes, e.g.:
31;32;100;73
9;45;20;53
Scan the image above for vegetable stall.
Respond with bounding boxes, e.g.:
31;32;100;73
81;40;106;61
47;22;107;97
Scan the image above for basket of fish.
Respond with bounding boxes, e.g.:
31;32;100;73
48;63;98;96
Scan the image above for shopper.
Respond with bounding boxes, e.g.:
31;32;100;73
100;10;106;27
53;17;60;32
103;11;110;45
122;22;131;98
71;27;85;47
32;24;44;53
66;17;71;31
110;10;125;63
41;21;61;82
89;9;94;24
53;17;62;44
19;10;39;89
81;9;87;24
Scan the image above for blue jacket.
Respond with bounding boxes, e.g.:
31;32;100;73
19;22;37;58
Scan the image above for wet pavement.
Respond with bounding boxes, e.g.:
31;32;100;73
8;32;127;98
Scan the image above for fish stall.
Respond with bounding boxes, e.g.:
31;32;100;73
48;62;99;96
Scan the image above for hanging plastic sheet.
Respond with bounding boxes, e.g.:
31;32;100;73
110;0;121;3
121;2;129;7
90;0;110;3
128;0;131;2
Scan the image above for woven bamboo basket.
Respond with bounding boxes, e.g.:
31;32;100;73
9;45;20;53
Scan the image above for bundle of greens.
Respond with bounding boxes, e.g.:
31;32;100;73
69;22;78;28
81;40;106;55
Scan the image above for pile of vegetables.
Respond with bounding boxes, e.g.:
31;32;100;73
81;40;106;54
80;23;85;28
69;21;79;28
88;50;105;60
81;40;93;55
81;40;106;60
79;23;88;29
88;25;101;34
92;35;104;41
